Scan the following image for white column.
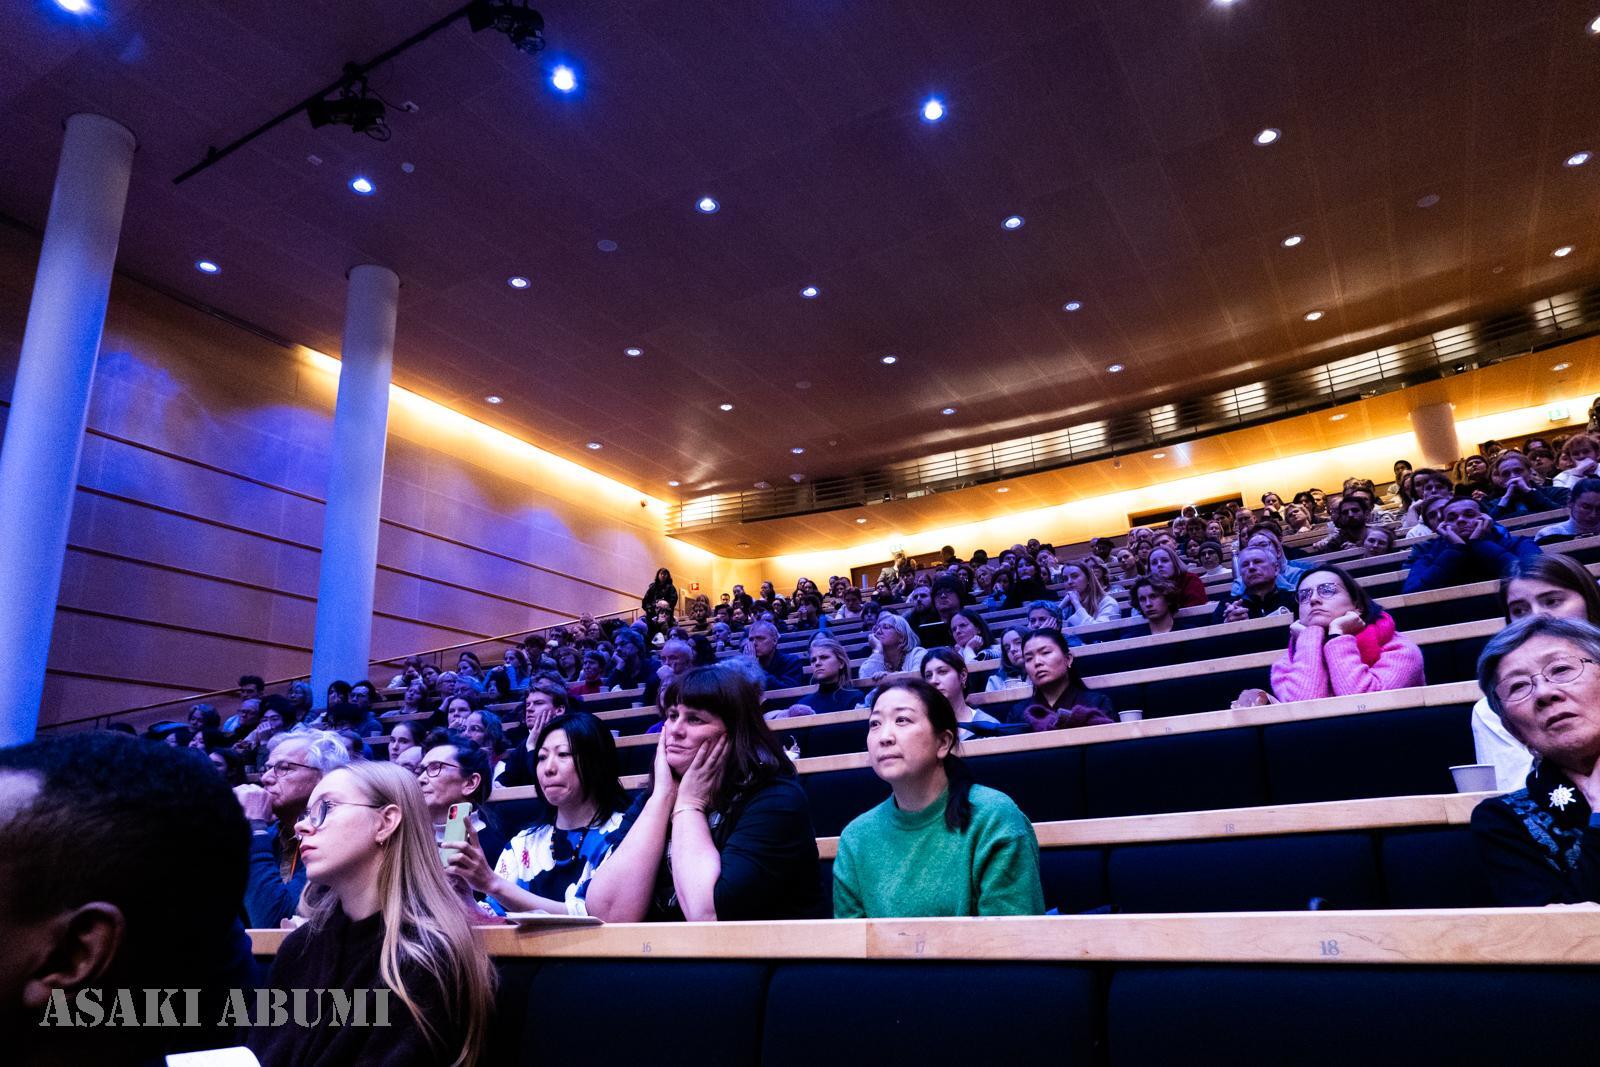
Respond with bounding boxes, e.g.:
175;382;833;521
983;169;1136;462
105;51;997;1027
0;114;136;744
310;265;399;700
1409;401;1461;469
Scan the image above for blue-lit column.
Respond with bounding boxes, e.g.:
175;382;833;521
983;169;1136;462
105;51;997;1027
310;265;399;700
0;114;136;745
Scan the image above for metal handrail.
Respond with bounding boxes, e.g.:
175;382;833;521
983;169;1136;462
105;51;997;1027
670;287;1600;530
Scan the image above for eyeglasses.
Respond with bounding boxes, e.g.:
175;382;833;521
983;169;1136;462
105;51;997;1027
261;760;316;777
1296;583;1341;604
296;797;383;831
418;760;462;778
1496;656;1596;705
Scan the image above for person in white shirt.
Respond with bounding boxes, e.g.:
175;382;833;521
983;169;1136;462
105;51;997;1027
1537;477;1600;542
1058;560;1121;626
984;628;1030;693
1552;433;1600;491
921;647;1003;741
1472;555;1600;790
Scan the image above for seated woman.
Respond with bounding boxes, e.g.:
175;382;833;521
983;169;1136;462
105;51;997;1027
416;731;508;872
770;635;860;718
984;627;1031;693
387;721;422;764
1361;524;1396;557
859;612;928;684
921;648;1004;739
1059;560;1121;626
1283;503;1313;533
1147;545;1208;608
1270;565;1425;702
445;712;632;916
1131;577;1184;637
1006;628;1116;731
496;679;571;786
949;607;999;665
567;649;609;697
583;664;820;921
1195;540;1231;582
1003;557;1052;609
832;678;1043;918
248;761;495;1067
1471;616;1600;905
1472;555;1600;791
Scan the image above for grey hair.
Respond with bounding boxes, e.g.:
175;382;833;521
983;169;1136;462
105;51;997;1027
748;620;780;641
266;728;352;775
1477;615;1600;720
724;654;769;690
877;612;921;651
660;637;694;659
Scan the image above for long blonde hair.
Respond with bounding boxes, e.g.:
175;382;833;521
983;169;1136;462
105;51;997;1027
304;762;496;1067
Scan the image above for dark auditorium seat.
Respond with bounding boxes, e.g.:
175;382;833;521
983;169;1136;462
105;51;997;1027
1262;703;1476;805
1107;833;1383;913
1379;827;1495;909
761;962;1100;1067
1106;965;1600;1064
1081;729;1266;818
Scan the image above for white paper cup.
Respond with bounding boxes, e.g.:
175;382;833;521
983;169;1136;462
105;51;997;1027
1450;763;1497;793
1118;710;1144;723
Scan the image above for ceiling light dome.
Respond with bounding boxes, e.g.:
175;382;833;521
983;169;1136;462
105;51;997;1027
719;403;734;411
194;260;220;274
800;285;819;298
1304;310;1324;321
550;64;576;92
1566;151;1592;167
880;354;898;365
696;196;719;214
349;176;375;195
507;275;530;288
1253;127;1280;146
624;347;643;357
942;407;957;415
1553;245;1575;258
585;441;602;450
1281;234;1304;247
922;98;945;122
1002;215;1024;230
1107;363;1124;373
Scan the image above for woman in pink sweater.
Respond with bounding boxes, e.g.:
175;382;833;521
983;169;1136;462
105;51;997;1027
1269;564;1425;701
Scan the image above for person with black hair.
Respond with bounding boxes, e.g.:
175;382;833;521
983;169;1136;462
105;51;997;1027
416;730;507;874
1271;565;1425;701
585;663;819;921
1006;628;1116;730
447;712;632;915
832;678;1042;917
642;567;680;616
0;732;254;1065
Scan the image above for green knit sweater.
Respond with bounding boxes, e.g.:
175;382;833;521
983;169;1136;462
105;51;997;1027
832;783;1045;917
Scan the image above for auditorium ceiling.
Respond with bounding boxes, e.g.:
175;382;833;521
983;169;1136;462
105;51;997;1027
2;0;1600;506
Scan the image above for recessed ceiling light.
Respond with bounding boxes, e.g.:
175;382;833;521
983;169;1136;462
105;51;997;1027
1002;215;1025;230
1553;245;1575;258
942;407;957;415
668;480;680;487
1554;362;1572;372
696;196;720;214
1304;310;1324;321
1062;300;1082;312
349;176;375;195
791;446;806;454
485;395;503;405
1253;127;1281;146
922;98;945;122
624;347;643;357
550;65;577;92
1589;15;1600;34
194;259;220;274
585;441;602;450
719;403;734;411
1416;193;1441;208
800;285;819;299
1566;151;1592;167
855;517;868;524
996;487;1010;493
54;0;91;13
1153;452;1167;459
1107;363;1124;373
1282;234;1304;247
795;380;812;390
597;239;618;252
880;355;898;365
507;275;530;289
1329;413;1346;421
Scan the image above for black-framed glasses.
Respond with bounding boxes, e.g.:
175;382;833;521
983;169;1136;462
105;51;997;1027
1296;582;1341;604
1496;656;1596;705
418;760;462;778
261;760;316;777
296;797;383;831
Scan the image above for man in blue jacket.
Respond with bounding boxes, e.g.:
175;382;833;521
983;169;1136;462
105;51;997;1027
234;730;349;927
1402;495;1541;593
749;620;807;690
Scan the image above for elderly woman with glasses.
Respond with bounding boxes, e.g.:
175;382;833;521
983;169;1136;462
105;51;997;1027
1471;616;1600;906
1268;565;1425;702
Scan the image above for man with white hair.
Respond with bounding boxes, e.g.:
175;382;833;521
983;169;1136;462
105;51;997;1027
748;620;807;689
234;729;350;927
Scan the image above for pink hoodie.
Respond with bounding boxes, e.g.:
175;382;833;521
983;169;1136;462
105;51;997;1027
1269;611;1425;702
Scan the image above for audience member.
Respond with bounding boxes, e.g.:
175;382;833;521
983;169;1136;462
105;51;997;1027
833;678;1042;918
1553;433;1600;491
1402;496;1541;593
585;664;820;921
1;732;253;1066
773;636;859;717
1309;492;1373;553
248;761;495;1067
388;721;423;763
985;627;1030;694
1361;524;1396;557
949;607;998;664
1132;577;1184;636
1471;616;1600;905
1213;546;1296;623
748;619;807;689
1007;628;1115;730
1270;566;1425;702
1487;450;1563;519
417;731;508;875
861;612;928;683
236;730;351;928
498;678;571;786
1026;600;1064;632
1537;476;1600;542
1060;560;1121;625
921;648;1004;740
568;650;609;697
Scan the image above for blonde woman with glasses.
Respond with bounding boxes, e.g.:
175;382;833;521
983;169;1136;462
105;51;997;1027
248;761;496;1067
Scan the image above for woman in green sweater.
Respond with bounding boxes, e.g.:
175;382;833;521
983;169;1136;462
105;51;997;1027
833;678;1044;917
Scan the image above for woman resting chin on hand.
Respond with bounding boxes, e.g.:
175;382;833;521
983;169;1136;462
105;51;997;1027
1269;565;1425;702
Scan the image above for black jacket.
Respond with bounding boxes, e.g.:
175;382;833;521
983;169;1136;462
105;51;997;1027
1472;760;1600;906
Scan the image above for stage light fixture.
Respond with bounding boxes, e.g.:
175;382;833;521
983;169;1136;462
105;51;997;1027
468;0;546;55
306;76;389;140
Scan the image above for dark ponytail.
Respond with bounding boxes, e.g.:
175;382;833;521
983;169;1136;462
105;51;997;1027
873;677;974;831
